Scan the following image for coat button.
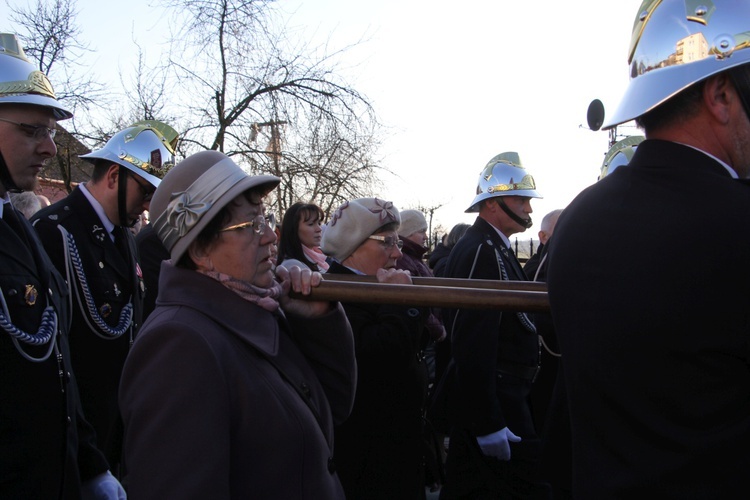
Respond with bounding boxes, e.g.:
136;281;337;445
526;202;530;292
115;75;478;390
327;457;336;473
300;382;311;398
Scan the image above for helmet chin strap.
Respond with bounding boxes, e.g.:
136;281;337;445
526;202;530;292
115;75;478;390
117;166;135;228
496;197;533;229
730;65;750;127
0;150;22;193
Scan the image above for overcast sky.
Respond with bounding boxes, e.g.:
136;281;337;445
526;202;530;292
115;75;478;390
14;0;644;240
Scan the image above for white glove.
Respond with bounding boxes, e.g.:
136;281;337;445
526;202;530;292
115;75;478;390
81;470;127;500
476;427;522;461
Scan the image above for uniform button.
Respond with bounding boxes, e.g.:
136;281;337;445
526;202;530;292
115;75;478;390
7;288;17;297
67;416;72;425
65;371;71;382
48;288;53;296
300;382;311;398
327;457;336;473
407;308;419;318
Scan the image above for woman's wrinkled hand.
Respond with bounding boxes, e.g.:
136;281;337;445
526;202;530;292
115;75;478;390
276;259;331;317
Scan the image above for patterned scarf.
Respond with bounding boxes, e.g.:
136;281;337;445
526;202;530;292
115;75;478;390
199;269;283;312
302;244;329;272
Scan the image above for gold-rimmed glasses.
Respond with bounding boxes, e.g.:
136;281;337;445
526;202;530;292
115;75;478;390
367;235;404;250
220;213;277;235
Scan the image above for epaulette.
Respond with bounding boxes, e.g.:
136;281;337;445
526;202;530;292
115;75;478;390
39;203;75;224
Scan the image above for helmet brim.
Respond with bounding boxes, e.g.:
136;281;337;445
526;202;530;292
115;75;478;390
0;94;73;120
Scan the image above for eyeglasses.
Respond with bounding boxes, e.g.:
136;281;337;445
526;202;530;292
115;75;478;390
130;173;156;202
368;235;404;250
0;117;57;141
220;213;276;235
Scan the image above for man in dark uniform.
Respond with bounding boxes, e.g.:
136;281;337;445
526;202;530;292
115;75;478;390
547;1;750;498
32;121;176;474
0;33;123;498
440;152;548;499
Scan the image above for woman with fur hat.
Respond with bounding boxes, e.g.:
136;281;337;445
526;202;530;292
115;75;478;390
321;198;428;499
118;151;356;499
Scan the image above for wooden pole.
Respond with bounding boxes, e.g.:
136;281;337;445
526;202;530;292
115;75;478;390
321;273;547;292
290;275;549;312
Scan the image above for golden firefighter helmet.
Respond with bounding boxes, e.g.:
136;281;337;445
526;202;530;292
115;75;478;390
599;135;644;179
466;152;542;213
0;33;72;120
604;0;750;129
80;121;178;188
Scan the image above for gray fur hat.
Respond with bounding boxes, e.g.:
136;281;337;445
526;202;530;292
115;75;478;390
321;197;401;262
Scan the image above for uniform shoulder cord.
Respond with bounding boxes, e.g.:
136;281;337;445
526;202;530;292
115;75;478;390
531;252;560;358
56;224;133;343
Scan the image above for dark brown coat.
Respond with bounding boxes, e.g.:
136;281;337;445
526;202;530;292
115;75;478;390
119;262;356;499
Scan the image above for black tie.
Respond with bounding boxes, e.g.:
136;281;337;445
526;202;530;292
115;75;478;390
504;245;528;280
113;226;129;260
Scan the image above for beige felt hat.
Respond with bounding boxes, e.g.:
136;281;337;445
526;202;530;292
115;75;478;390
150;150;279;261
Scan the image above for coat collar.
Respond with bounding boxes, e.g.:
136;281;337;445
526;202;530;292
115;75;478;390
156;261;281;356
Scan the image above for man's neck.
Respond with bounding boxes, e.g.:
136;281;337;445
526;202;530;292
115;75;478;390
81;181;119;226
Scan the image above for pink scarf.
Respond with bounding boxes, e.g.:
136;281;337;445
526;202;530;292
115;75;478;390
199;270;283;312
303;245;329;272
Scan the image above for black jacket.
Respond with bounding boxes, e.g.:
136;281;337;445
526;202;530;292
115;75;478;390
443;216;538;436
327;261;428;499
1;204;108;498
547;140;750;498
33;187;145;471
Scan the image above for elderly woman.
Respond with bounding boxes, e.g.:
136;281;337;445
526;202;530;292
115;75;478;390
321;198;428;499
118;151;356;499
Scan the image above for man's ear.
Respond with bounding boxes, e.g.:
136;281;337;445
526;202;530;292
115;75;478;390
105;163;121;190
703;73;735;124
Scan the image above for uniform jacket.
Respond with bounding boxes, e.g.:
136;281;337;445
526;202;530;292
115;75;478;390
119;261;356;499
547;140;750;498
32;186;145;469
134;223;169;322
1;204;108;498
327;260;428;499
443;216;539;437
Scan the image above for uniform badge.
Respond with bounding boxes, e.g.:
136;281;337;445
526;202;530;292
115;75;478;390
100;303;112;318
92;224;106;243
24;284;38;306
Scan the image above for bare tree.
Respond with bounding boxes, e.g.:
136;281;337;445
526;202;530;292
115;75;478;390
154;0;385;216
9;0;103;115
8;0;105;193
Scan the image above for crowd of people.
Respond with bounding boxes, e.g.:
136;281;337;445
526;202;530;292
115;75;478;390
3;1;750;498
